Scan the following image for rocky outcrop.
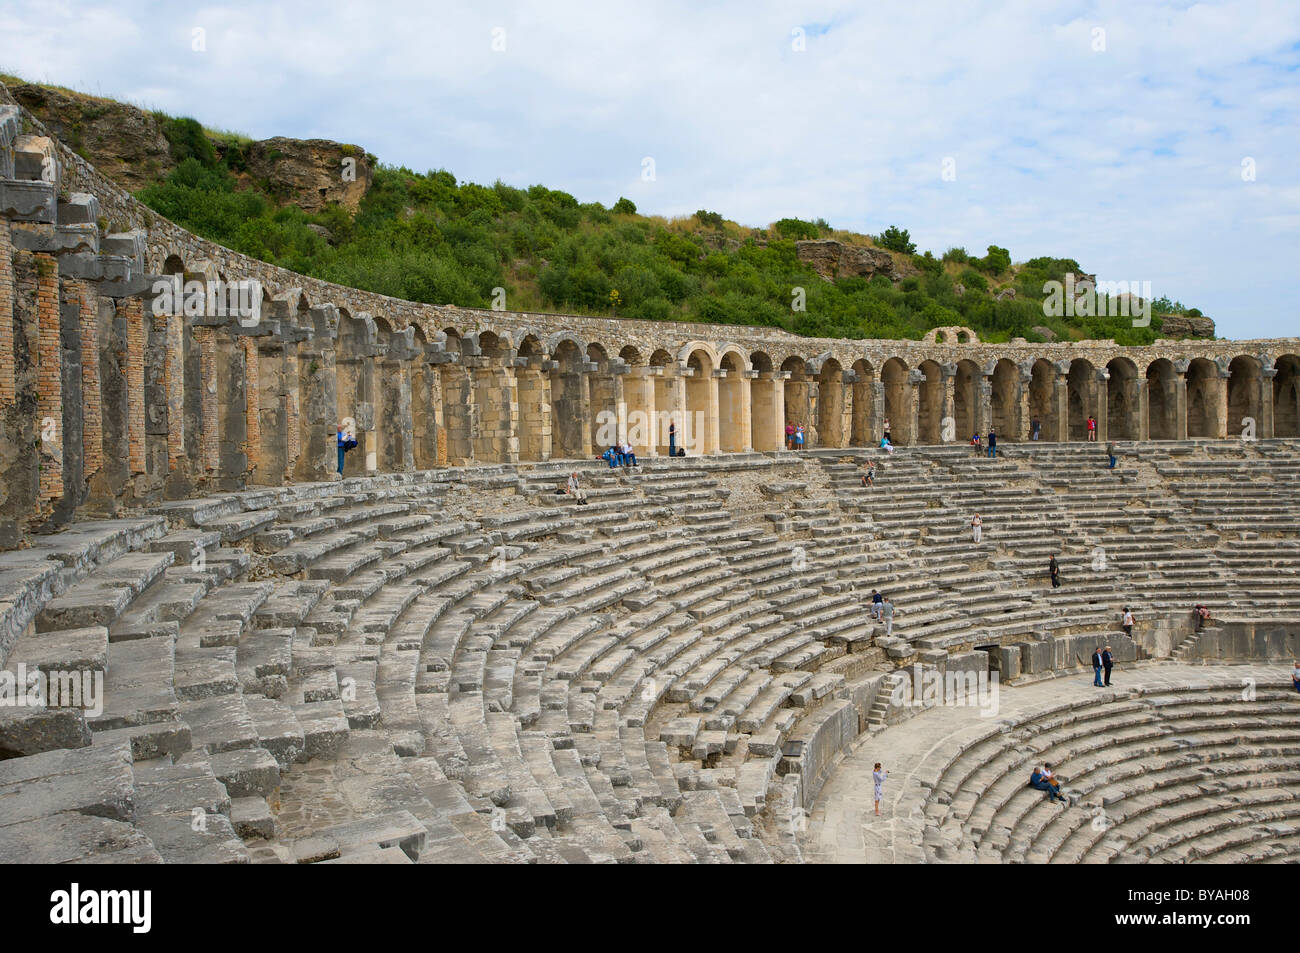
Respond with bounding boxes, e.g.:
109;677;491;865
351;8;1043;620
10;83;173;192
796;240;900;281
1160;313;1216;339
243;138;373;214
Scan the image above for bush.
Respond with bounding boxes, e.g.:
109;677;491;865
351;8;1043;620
695;209;725;229
942;246;968;264
876;226;916;254
773;217;820;241
612;197;637;215
977;244;1011;275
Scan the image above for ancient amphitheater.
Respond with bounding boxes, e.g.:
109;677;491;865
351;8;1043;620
0;84;1297;864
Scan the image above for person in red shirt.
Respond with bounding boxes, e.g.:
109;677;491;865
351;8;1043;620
1087;416;1097;441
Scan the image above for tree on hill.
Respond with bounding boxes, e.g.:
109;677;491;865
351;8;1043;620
875;226;916;254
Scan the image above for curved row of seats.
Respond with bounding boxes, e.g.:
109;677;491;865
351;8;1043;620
0;440;1296;863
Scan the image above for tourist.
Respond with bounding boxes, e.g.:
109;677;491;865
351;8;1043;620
602;446;620;468
870;588;884;621
795;424;805;450
882;598;895;636
971;432;982;457
669;420;677;457
883;417;891;444
1049;555;1060;588
1091;645;1105;687
336;421;358;474
987;428;997;458
872;763;888;816
1121;606;1134;639
785;421;795;450
1106;440;1117;469
971;512;983;544
1087;415;1097;441
1029;765;1067;804
1031;416;1041;441
1102;645;1114;687
566;472;588;506
861;461;875;487
621;441;637;468
1194;603;1211;630
1042;763;1069;805
1293;661;1300;694
881;436;895;455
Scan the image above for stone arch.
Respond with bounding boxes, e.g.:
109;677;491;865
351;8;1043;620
881;358;911;446
650;348;680;456
515;334;549;462
851;358;875;446
917;359;945;445
684;347;719;454
989;359;1020;443
1067;358;1097;441
817;358;845;448
1186;357;1221;438
781;356;814;447
619;345;643;366
550;339;588;459
718;351;751;452
1106;357;1140;440
334;310;377;474
586;342;620;451
1226;355;1262;439
748;351;780;451
1029;358;1059;441
1146;359;1178;440
1274;354;1300;438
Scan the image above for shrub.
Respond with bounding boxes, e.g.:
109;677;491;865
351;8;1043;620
612;197;637;215
875;226;916;254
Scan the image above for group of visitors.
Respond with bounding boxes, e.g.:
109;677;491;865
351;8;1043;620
785;422;806;450
1091;645;1115;686
869;589;895;636
971;429;998;457
601;443;638;468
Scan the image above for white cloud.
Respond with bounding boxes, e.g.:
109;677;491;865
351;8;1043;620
1;0;1297;338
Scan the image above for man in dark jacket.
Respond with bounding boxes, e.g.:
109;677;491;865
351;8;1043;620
1102;645;1114;686
1091;646;1105;687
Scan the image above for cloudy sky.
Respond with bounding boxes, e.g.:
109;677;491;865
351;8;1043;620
2;0;1297;339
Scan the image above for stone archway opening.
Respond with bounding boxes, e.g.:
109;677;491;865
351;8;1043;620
550;339;588;459
1067;359;1096;441
817;359;845;449
1275;354;1300;438
955;359;980;444
881;358;911;446
1227;355;1262;439
1186;357;1220;438
917;360;944;445
990;359;1020;442
686;348;718;454
1106;357;1140;440
1146;359;1178;440
782;356;813;447
749;351;781;451
1029;359;1058;442
718;351;750;452
515;335;548;461
851;359;875;446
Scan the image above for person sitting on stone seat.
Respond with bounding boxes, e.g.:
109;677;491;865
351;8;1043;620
621;441;637;468
566;472;588;506
1194;603;1211;630
1293;660;1299;694
1029;765;1068;804
602;446;620;468
861;461;875;487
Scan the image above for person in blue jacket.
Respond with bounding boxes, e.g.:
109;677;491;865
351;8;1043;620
337;422;358;474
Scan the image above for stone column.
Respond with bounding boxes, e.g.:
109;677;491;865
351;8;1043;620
1017;365;1032;442
1136;377;1150;441
740;369;755;451
382;357;416;470
515;360;551;462
1260;364;1276;439
977;371;993;441
253;332;288;485
1213;364;1230;439
905;369;922;446
294;309;339;482
1053;362;1070;442
941;364;956;442
1173;359;1189;440
871;381;884;446
1094;368;1109;443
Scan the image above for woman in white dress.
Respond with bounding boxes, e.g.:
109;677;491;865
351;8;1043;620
872;763;888;816
971;513;983;544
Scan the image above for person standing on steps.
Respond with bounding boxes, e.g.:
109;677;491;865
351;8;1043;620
1292;661;1300;694
870;588;884;621
1091;645;1105;686
1031;416;1041;441
1121;606;1134;639
1087;415;1097;441
794;424;805;450
669;420;677;458
1049;554;1060;588
882;597;895;636
987;428;997;458
971;512;983;544
872;763;888;816
336;421;358;475
1106;440;1117;469
1102;645;1115;686
785;421;795;450
883;417;891;445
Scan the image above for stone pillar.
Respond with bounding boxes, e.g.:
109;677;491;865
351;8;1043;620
74;281;104;480
905;369;922;447
1260;365;1276;439
1017;367;1032;442
382;358;416;470
515;361;551;462
1053;365;1070;442
978;372;993;441
623;366;657;458
241;336;261;478
294;311;339;482
1136;377;1150;441
441;363;475;465
196;327;219;474
471;361;518;464
35;254;62;507
0;221;14;407
1213;365;1230;439
1173;359;1189;440
122;295;146;477
1094;368;1109;443
871;381;884;446
941;365;956;442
